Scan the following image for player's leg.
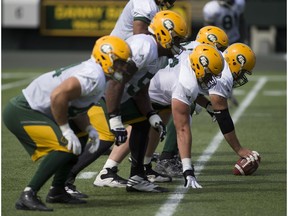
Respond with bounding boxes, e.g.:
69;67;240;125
65;100;115;194
93;126;131;188
126;120;168;193
3;95;85;211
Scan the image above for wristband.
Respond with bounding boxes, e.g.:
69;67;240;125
59;123;71;133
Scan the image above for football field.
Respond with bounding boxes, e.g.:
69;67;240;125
1;64;286;215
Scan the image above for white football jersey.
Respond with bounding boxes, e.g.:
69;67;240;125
199;61;234;99
203;0;246;43
110;0;160;40
149;52;199;106
23;58;106;120
121;34;168;103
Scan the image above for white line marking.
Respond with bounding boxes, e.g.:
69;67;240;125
77;172;98;179
2;77;37;91
2;72;41;79
155;77;268;216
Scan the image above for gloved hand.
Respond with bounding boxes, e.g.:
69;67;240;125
85;125;100;153
60;124;82;155
183;169;202;189
147;111;166;142
109;115;127;145
206;102;216;122
245;150;260;163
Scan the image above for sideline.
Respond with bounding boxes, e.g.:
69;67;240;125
155;77;268;216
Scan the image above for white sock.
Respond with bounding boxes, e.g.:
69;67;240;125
103;159;119;169
181;158;192;172
144;156;152;165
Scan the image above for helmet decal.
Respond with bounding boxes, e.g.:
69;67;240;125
101;44;112;54
207;34;217;43
199;55;209;67
236;54;246;66
163;19;174;30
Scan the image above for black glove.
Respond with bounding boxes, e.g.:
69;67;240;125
109;115;127;145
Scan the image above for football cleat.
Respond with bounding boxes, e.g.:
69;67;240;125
15;190;53;211
93;166;127;188
65;184;88;199
126;175;169;193
46;187;86;204
144;163;172;183
155;157;183;177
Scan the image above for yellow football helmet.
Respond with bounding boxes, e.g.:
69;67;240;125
196;26;229;52
189;44;224;89
223;43;256;88
148;10;188;55
92;35;132;81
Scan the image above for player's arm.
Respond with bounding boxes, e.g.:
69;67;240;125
50;77;82;126
133;20;150;35
50;77;83;155
132;83;154;116
209;94;254;158
105;64;138;144
133;83;167;141
105;63;137;115
171;98;191;159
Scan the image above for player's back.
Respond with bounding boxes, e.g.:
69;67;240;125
110;0;160;40
203;0;245;43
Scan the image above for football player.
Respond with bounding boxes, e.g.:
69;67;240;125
92;26;229;188
155;43;261;178
203;0;246;44
111;0;176;40
65;0;178;196
69;10;188;193
2;36;132;211
203;0;247;106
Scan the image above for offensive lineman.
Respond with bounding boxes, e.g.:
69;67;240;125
2;36;132;211
65;0;178;196
68;10;189;194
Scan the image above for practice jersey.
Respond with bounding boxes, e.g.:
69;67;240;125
23;57;106;120
110;0;160;40
181;39;234;99
203;0;245;43
121;34;168;103
149;51;199;107
199;57;234;99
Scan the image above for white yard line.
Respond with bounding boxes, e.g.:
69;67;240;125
2;77;37;91
155;77;268;216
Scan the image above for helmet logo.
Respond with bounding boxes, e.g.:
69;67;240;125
207;34;217;43
236;54;246;65
199;55;209;67
163;19;174;30
101;44;112;54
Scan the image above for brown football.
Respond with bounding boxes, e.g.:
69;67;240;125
233;156;261;175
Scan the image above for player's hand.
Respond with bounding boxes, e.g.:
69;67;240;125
147;111;166;141
245;150;260;163
60;124;82;155
183;169;202;189
85;125;100;153
206;102;216;122
109;116;127;145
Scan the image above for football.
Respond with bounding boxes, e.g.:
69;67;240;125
233;156;261;176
